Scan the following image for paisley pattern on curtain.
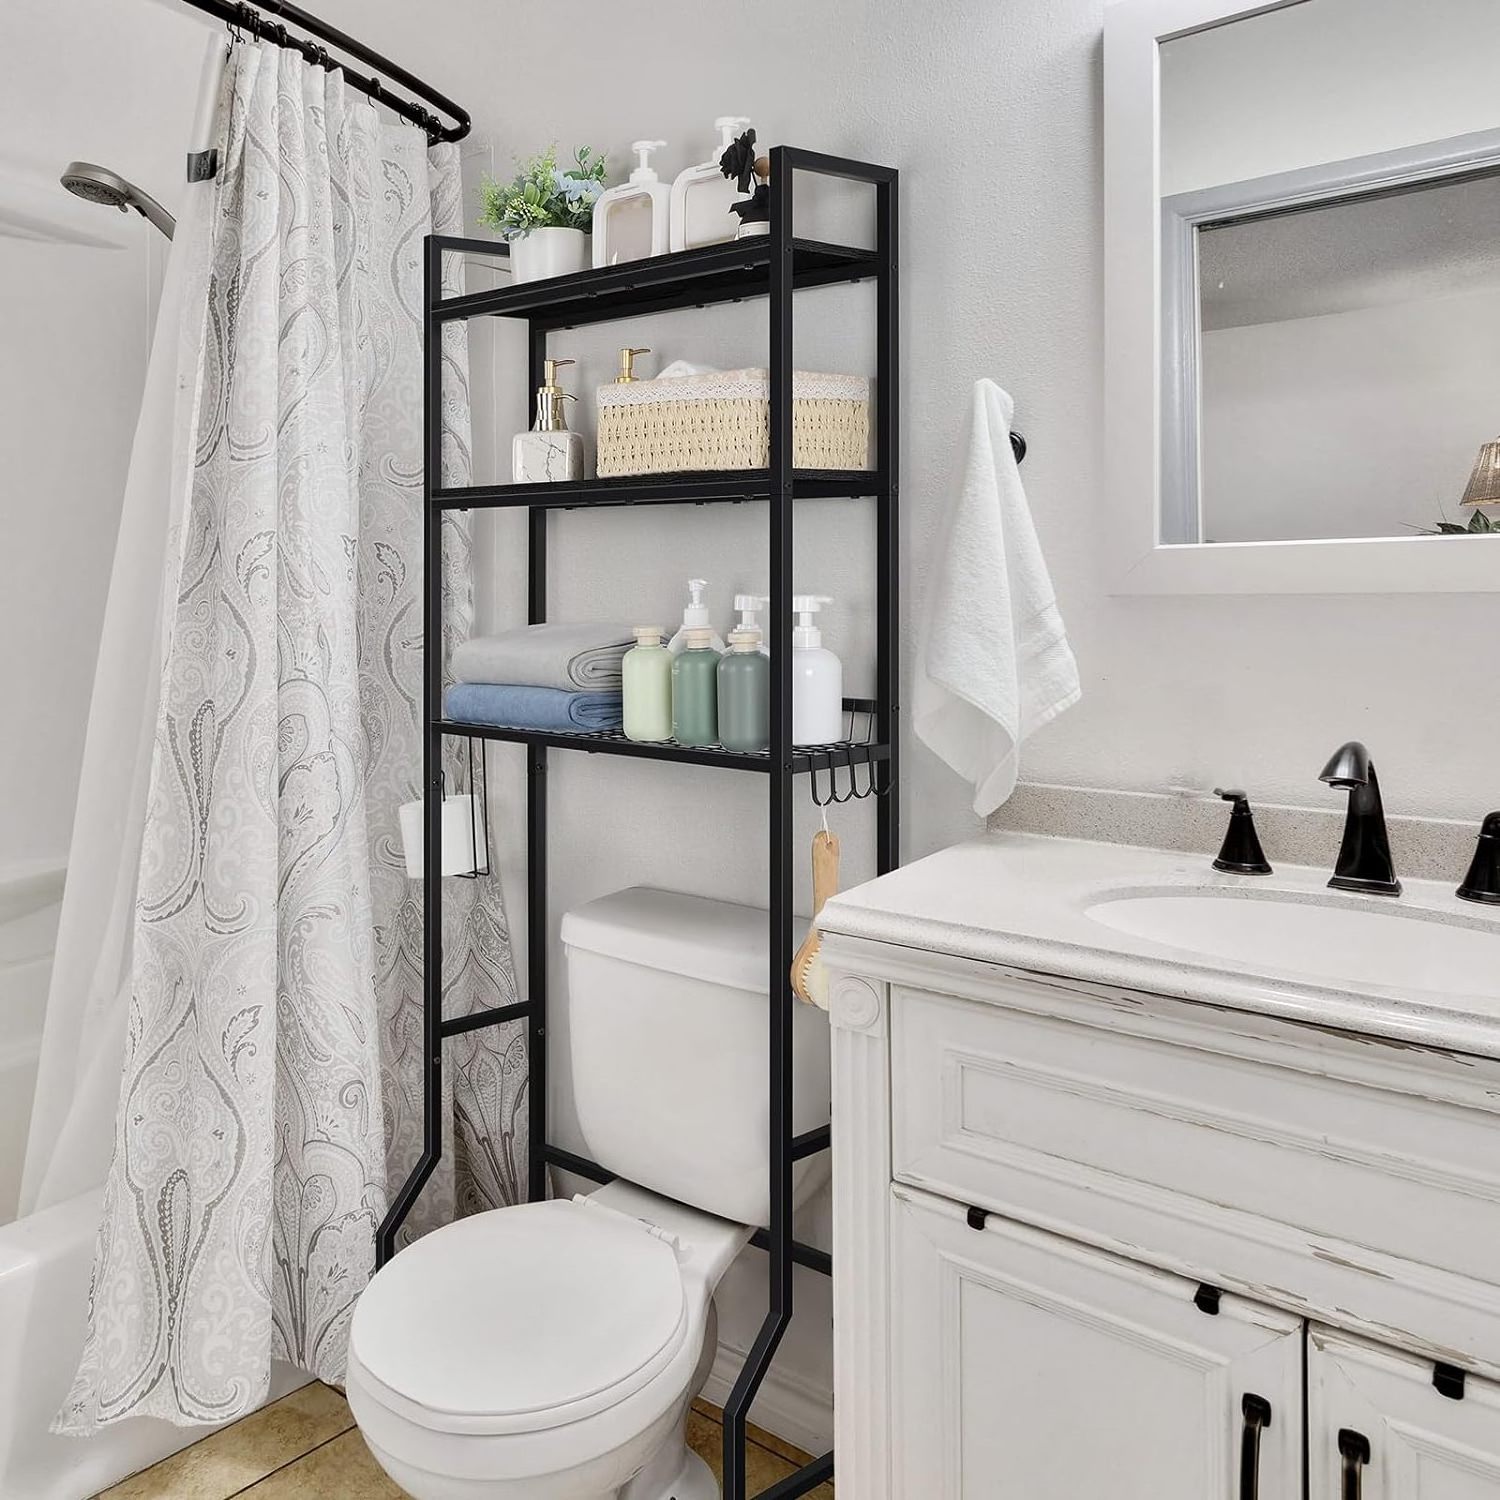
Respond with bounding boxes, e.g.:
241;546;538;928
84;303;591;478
58;40;523;1433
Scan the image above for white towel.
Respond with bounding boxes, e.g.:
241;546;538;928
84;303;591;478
914;380;1080;816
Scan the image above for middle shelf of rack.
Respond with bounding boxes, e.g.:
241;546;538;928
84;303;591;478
435;712;892;777
432;467;883;512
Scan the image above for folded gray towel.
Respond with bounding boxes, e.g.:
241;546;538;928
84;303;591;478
452;623;637;691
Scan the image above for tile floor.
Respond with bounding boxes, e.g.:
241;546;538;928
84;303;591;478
98;1383;833;1498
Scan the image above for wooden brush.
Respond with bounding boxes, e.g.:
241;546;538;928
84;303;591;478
790;829;840;1006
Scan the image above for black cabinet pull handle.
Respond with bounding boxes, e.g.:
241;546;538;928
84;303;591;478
1339;1429;1371;1500
1240;1394;1272;1500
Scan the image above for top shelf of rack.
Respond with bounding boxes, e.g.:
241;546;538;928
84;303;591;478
433;237;878;329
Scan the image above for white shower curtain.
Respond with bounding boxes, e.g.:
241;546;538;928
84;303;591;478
50;39;523;1434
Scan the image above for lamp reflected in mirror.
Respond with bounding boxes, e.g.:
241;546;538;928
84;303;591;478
1460;441;1500;509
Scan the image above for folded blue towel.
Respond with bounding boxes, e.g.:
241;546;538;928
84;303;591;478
445;683;623;733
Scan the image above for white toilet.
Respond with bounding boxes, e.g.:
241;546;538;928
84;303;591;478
346;887;831;1499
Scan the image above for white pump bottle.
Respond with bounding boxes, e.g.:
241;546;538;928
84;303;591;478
733;593;772;656
592;140;670;267
668;578;726;656
791;595;843;745
669;117;751;252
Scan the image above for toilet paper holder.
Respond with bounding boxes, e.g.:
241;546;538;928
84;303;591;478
398;736;492;880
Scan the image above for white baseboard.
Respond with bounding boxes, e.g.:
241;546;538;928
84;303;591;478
698;1340;834;1457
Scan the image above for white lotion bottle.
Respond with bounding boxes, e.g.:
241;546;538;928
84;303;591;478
734;593;772;656
669;117;751;253
512;358;583;483
668;578;726;655
592;140;670;267
791;594;843;745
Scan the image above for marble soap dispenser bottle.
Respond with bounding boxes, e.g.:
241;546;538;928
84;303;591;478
513;358;584;483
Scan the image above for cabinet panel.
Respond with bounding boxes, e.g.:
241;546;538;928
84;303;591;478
1310;1328;1500;1499
890;982;1500;1373
891;1185;1303;1500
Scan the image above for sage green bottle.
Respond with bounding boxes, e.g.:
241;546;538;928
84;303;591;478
623;626;673;742
671;628;721;747
717;628;770;752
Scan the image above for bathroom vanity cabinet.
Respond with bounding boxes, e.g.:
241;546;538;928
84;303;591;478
820;835;1500;1500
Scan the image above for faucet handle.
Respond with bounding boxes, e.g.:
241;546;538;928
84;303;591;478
1457;812;1500;905
1212;788;1272;875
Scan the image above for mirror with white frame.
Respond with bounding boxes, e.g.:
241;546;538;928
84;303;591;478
1105;0;1500;592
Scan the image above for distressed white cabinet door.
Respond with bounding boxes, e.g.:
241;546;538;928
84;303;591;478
891;1186;1303;1500
1309;1327;1500;1499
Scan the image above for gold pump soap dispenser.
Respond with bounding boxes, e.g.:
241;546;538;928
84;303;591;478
615;346;650;383
513;357;584;483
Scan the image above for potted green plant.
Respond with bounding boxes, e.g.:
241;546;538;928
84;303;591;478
478;146;608;283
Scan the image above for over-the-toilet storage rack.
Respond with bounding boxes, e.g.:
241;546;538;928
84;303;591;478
380;147;899;1500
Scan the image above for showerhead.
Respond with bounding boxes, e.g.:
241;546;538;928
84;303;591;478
60;161;174;240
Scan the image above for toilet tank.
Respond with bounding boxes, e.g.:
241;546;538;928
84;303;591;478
560;887;831;1227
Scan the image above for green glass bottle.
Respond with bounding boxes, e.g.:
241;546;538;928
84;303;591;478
717;628;770;752
671;628;721;747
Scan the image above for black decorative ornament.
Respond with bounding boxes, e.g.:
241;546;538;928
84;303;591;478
718;127;759;192
731;183;770;225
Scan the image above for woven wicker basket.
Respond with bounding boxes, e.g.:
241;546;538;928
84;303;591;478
595;367;871;477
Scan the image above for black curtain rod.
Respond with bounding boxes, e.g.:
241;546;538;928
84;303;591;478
180;0;471;144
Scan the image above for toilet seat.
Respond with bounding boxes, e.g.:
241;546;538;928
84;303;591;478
349;1199;691;1438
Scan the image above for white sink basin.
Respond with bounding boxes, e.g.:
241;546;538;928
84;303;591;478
1086;890;1500;999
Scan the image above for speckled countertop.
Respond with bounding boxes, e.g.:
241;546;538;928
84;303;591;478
818;831;1500;1060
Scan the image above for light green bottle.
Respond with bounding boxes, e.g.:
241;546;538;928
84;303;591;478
671;628;721;747
623;626;673;742
717;628;770;752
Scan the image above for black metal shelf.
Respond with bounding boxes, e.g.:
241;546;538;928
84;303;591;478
432;467;881;512
434;235;876;329
386;146;898;1500
436;719;892;775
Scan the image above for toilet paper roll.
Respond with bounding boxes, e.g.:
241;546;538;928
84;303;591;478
398;794;482;878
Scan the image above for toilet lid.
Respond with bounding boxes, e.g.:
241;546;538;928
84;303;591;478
350;1199;690;1435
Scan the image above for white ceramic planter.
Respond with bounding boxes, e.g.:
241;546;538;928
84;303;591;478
509;227;589;284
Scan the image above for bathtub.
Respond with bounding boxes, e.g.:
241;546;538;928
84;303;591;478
0;864;306;1497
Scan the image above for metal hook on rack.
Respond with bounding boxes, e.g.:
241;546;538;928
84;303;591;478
804;700;889;809
833;743;860;805
808;754;835;809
